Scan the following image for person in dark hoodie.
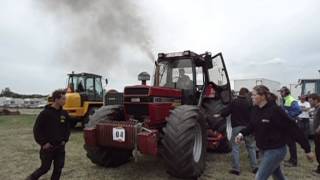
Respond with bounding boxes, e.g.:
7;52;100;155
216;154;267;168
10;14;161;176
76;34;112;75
216;87;258;175
27;89;70;180
235;85;313;180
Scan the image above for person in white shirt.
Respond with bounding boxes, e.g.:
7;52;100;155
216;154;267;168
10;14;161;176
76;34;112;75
298;95;311;139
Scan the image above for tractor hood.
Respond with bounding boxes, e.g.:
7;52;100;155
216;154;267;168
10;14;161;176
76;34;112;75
123;85;182;124
64;92;81;108
124;85;181;98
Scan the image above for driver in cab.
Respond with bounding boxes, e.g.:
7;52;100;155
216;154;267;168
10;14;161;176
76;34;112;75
176;68;192;89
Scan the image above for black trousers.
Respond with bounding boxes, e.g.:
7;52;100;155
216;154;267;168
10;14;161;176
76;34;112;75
287;139;297;164
315;133;320;169
30;145;65;180
298;118;310;139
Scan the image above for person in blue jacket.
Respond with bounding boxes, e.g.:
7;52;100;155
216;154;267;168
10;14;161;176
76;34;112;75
279;86;302;166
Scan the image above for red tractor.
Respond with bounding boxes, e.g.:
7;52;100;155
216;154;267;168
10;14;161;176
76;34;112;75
84;51;232;178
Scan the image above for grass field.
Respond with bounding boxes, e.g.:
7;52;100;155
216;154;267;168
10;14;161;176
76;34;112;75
0;115;319;180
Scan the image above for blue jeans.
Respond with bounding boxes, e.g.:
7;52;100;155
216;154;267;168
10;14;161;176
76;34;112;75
256;146;287;180
231;126;258;171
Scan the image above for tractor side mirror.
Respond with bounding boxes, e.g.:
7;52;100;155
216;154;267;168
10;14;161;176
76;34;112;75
105;78;108;85
138;72;150;85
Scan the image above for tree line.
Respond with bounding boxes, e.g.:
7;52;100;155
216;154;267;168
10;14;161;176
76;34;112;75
0;88;47;98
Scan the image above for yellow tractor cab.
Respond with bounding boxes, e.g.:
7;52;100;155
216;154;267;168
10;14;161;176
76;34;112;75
64;72;105;128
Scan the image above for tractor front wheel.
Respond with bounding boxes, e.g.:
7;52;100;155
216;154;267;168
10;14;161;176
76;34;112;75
84;105;132;167
161;105;207;179
84;144;132;167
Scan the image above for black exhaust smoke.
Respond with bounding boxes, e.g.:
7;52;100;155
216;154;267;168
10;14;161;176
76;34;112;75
35;0;154;72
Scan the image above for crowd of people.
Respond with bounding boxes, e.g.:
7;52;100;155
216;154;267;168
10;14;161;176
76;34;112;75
216;85;320;180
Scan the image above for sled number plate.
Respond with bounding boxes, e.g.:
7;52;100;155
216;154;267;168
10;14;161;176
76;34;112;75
113;127;125;142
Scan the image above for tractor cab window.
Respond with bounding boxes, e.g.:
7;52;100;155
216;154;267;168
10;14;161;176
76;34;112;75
67;76;75;92
158;59;193;90
303;82;316;95
208;54;231;104
77;77;85;92
196;67;204;86
95;77;103;99
86;77;95;101
208;55;228;86
86;77;94;93
67;76;85;92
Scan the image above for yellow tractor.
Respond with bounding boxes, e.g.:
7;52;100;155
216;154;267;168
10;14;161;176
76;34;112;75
50;72;105;128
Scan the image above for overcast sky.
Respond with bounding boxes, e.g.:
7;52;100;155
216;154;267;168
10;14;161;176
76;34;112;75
1;0;319;94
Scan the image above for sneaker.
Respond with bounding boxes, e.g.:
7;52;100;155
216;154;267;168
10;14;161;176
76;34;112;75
252;168;258;174
229;169;240;176
313;169;320;174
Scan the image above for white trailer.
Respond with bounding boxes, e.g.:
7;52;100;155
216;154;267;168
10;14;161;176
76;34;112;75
234;78;281;94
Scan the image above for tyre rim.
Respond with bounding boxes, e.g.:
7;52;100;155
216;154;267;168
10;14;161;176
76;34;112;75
193;122;202;163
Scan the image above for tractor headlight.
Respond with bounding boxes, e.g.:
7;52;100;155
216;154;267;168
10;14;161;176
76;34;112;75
183;50;191;56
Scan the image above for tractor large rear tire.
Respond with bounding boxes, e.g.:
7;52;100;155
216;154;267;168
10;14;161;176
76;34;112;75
161;105;207;179
84;105;132;167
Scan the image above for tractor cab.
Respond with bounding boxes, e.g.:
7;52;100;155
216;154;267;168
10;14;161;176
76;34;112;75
67;72;104;101
299;79;320;96
154;50;231;105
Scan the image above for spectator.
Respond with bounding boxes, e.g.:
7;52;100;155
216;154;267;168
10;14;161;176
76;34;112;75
27;89;71;180
217;87;258;175
308;93;320;174
279;86;302;167
235;85;313;180
298;96;311;139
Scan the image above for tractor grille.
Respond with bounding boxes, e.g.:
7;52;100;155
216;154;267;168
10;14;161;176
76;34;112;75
125;104;149;116
105;93;123;105
124;88;149;95
124;97;153;103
